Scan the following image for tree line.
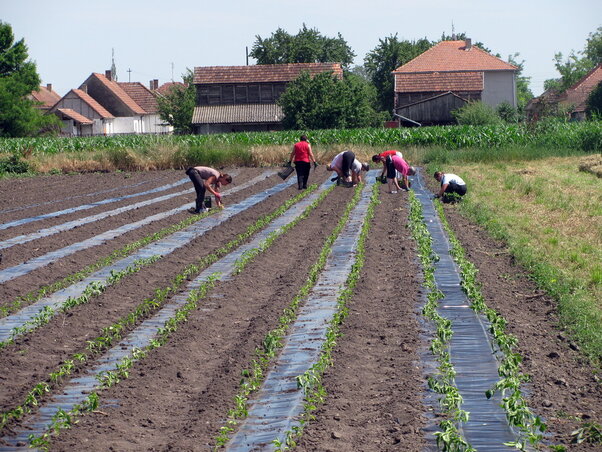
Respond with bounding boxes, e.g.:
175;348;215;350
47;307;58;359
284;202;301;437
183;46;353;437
1;20;601;137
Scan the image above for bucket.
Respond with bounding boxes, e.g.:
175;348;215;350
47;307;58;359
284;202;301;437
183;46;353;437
204;196;212;208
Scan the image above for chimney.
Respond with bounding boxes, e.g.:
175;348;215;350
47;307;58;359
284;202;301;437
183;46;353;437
465;38;472;51
154;79;159;90
105;70;112;81
46;83;53;92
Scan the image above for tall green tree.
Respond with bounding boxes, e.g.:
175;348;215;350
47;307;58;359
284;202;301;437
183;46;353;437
156;69;195;134
507;53;533;113
544;26;602;92
364;34;431;113
586;81;602;118
0;21;57;137
277;71;380;130
250;24;355;69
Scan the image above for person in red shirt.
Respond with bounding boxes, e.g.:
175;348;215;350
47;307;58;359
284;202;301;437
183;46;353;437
372;150;403;180
289;135;317;190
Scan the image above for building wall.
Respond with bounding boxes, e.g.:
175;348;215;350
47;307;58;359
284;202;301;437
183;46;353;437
54;93;103;121
395;91;480;109
194;122;283;134
143;114;173;134
482;71;516;108
197;83;287;106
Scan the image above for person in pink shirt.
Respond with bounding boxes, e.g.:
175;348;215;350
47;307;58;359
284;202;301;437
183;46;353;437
386;155;415;193
288;135;317;190
371;149;403;180
185;166;232;213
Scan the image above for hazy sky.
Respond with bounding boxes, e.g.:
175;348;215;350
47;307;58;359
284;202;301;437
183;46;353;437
3;0;601;97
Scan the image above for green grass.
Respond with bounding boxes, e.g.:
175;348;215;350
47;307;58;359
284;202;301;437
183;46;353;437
427;156;602;366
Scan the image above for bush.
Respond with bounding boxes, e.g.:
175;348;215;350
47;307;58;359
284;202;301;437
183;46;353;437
496;101;520;123
452;101;503;126
0;153;31;174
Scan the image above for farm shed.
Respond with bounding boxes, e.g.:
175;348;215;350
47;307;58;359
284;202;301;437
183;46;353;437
395;91;468;125
191;63;343;134
392;39;517;125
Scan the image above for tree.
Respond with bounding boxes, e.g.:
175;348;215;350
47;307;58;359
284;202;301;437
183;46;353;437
586;81;602;118
507;53;533;114
544;27;602;92
250;24;355;69
277;71;381;130
364;34;432;113
156;69;195;134
0;21;57;137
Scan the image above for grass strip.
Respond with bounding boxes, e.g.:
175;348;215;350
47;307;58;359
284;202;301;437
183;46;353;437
0;187;317;436
213;183;365;449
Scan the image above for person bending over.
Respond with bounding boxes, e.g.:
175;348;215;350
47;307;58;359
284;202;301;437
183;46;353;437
185;166;232;213
372;150;403;179
433;171;467;202
386;155;415;193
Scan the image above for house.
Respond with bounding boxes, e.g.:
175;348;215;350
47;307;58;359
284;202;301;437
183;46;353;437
119;81;172;133
191;63;343;134
527;63;602;121
29;84;61;112
49;88;115;136
392;39;517;125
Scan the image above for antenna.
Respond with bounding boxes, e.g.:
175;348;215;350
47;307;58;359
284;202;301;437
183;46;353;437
171;62;174;82
451;22;456;40
127;68;132;82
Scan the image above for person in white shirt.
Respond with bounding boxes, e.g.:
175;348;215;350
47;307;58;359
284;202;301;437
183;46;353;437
434;171;467;201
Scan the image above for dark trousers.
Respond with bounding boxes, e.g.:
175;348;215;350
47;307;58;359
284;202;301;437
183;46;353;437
341;151;355;178
186;168;207;211
445;182;467;196
294;161;311;189
385;156;397;179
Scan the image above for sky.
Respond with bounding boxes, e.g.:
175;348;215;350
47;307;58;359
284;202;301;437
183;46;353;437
3;0;601;98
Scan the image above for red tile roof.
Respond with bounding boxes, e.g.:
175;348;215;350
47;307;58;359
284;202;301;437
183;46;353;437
191;104;284;124
30;85;61;108
90;73;147;115
193;63;343;84
156;82;187;96
395;71;483;92
119;82;159;114
56;108;93;125
562;63;602;112
70;89;115;119
393;40;517;74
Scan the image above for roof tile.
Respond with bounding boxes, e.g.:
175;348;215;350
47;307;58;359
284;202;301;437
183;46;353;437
70;89;115;119
119;82;159;114
56;108;94;125
393;40;517;73
90;73;147;115
194;63;343;85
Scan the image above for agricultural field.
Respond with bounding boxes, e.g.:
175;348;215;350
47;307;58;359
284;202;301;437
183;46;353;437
0;156;601;451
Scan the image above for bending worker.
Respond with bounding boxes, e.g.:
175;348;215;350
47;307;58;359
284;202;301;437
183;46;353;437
386;154;415;193
289;135;317;190
185;166;232;213
433;171;467;201
327;150;369;186
372;150;403;179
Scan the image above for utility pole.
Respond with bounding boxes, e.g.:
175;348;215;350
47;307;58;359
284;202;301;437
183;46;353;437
171;62;174;82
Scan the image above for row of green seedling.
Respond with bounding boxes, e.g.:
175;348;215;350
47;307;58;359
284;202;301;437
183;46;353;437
0;207;218;319
408;192;473;452
0;256;160;350
19;187;319;449
214;182;366;449
1;187;315;436
273;182;379;451
434;201;572;451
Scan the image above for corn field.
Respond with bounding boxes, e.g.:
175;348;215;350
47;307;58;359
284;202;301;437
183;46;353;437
1;120;601;156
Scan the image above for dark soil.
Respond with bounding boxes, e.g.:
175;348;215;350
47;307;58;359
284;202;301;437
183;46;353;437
0;169;600;451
